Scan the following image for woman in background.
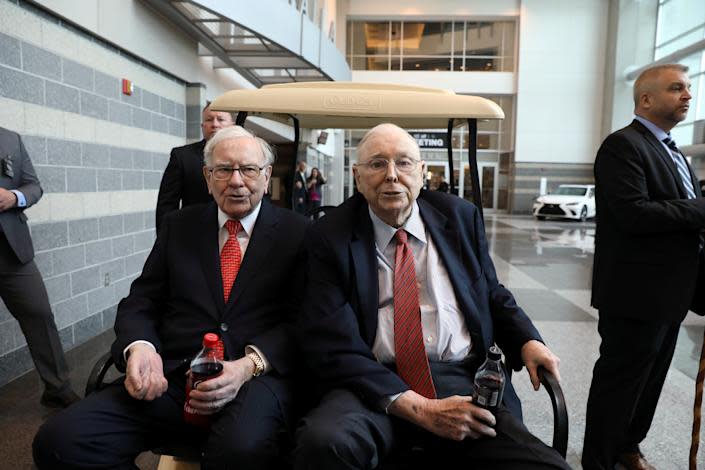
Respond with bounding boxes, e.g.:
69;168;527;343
306;167;326;216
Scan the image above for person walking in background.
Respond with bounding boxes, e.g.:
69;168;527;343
582;64;705;470
292;160;308;215
155;102;235;232
0;127;80;409
306;167;326;215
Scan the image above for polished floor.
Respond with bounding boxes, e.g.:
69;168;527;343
0;214;703;469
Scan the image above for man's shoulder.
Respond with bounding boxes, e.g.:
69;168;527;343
419;190;478;218
602;121;647;147
313;194;364;233
268;202;311;231
171;139;205;156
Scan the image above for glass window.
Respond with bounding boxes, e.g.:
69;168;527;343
656;0;705;47
346;20;516;72
402;22;454;56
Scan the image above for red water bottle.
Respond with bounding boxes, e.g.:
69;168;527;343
184;333;223;428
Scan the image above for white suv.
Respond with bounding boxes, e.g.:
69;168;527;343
532;184;596;221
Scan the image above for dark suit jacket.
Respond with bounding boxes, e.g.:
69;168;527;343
112;199;310;386
155;140;211;232
299;191;541;416
591;119;705;321
0;127;43;264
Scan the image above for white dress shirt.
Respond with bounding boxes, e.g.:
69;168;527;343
369;202;473;364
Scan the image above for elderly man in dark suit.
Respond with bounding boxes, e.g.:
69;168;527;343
34;126;310;470
0;127;79;408
293;123;569;469
583;64;705;470
155;102;234;231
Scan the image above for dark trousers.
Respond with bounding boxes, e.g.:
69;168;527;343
293;362;569;470
0;233;70;393
582;313;682;470
33;372;293;470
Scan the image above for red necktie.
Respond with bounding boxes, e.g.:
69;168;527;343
394;229;436;399
221;219;242;302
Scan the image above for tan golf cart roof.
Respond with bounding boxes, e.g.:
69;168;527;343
210;81;504;129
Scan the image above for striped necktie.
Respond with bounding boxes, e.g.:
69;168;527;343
221;219;242;302
393;229;436;399
663;137;696;199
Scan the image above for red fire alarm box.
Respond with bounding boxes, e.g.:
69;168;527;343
122;79;133;96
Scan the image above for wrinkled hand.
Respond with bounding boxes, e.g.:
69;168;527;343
187;357;255;415
124;344;168;401
388;391;496;441
0;188;17;212
521;339;561;391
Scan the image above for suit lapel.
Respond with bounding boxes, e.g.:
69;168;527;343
418;198;484;338
225;199;277;313
350;203;379;345
631;120;687;198
197;203;225;316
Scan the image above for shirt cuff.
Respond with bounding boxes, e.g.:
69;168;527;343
9;190;25;207
123;340;157;362
244;344;271;374
381;392;404;414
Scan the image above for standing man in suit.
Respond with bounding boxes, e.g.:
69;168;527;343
155;102;234;231
293;123;569;469
583;64;705;470
292;160;308;214
0;127;79;408
34;126;310;470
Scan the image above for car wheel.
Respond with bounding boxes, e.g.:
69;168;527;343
579;206;587;222
536;216;546;221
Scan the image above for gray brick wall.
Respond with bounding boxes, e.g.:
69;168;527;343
0;37;186;138
0;210;155;386
0;3;189;388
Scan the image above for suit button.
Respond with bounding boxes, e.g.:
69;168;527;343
220;323;229;332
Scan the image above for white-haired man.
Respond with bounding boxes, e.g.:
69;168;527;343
34;126;310;470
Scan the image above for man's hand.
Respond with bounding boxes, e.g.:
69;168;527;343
0;188;17;212
388;391;496;441
187;357;255;415
521;340;561;391
124;343;168;401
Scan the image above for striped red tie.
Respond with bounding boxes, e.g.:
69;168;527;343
394;229;436;399
221;219;242;302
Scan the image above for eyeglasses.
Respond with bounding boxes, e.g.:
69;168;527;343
208;165;267;181
355;157;421;174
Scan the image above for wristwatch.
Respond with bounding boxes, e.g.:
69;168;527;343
246;351;265;377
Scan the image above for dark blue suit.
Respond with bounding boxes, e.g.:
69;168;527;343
294;191;568;469
34;199;310;470
583;119;705;469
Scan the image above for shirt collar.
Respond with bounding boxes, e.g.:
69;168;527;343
217;200;262;236
634;115;670;142
368;202;426;250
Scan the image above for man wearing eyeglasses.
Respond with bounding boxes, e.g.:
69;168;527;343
293;123;569;469
155;102;235;232
35;126;310;470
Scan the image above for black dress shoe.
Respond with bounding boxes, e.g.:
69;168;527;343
616;451;656;470
40;388;81;409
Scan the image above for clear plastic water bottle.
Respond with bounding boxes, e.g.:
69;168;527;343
183;333;223;428
472;345;505;413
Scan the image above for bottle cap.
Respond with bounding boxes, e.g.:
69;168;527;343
203;333;220;348
488;345;502;361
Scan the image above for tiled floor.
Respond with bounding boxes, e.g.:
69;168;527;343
1;214;703;469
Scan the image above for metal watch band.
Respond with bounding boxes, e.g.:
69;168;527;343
247;351;265;377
